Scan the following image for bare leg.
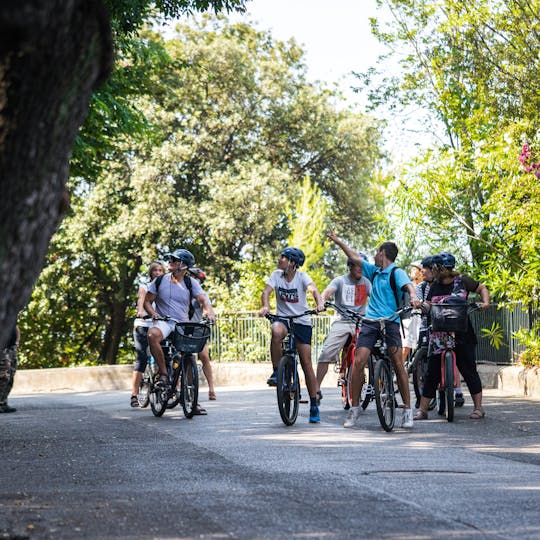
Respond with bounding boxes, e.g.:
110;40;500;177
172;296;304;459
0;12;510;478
297;343;317;398
350;347;370;407
270;322;287;369
131;370;143;396
390;346;411;408
147;328;166;375
198;344;215;397
316;362;329;389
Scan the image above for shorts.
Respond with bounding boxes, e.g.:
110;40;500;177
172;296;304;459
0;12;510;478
150;319;176;340
401;315;420;349
317;319;356;363
356;320;402;350
274;319;312;345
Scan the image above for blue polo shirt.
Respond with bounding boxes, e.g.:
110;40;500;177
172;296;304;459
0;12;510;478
362;262;411;320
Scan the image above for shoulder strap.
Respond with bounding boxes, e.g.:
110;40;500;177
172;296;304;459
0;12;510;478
389;266;400;308
184;274;195;320
155;274;164;292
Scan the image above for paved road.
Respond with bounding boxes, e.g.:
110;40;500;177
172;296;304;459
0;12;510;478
1;386;539;540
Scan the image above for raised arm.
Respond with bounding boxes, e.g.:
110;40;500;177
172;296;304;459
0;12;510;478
327;230;364;266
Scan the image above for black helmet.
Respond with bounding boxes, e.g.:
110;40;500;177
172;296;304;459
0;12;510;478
166;248;195;268
421;256;434;269
281;247;305;267
189;267;206;284
432;251;456;269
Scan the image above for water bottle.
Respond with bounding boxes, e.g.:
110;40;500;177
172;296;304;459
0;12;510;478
149;355;158;375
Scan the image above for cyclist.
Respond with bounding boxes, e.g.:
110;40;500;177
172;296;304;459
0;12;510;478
414;251;490;421
258;247;325;424
327;232;420;429
401;260;423;365
189;267;216;402
315;255;371;405
130;261;166;408
144;249;216;390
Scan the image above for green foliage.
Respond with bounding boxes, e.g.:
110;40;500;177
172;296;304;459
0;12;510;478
480;322;505;351
514;325;540;368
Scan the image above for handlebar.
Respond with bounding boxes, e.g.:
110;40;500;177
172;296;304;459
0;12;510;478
264;309;319;323
152;315;214;326
323;301;364;322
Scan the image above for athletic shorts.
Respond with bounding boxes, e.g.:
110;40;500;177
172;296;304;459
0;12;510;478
274;319;312;345
317;319;356;363
356;320;402;350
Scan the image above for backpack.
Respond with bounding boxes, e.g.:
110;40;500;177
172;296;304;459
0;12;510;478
389;266;411;319
154;273;195;320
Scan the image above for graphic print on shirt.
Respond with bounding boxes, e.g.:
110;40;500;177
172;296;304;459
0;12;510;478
278;287;299;304
341;283;367;307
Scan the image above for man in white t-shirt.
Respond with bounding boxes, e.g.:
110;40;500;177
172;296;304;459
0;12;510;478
316;257;372;403
259;247;324;423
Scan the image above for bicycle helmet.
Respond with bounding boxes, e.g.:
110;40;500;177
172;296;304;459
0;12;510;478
432;251;456;269
281;247;305;267
420;256;434;269
189;267;206;284
166;248;195;268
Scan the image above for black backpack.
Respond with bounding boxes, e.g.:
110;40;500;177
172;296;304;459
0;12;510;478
388;266;411;319
154;273;195;320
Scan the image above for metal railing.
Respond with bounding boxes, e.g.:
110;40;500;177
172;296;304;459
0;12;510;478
208;303;538;365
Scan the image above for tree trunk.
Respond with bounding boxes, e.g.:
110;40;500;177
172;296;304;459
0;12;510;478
0;1;112;348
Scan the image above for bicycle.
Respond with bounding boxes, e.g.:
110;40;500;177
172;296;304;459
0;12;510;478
136;353;157;408
429;301;480;422
148;316;211;419
323;301;365;410
264;309;318;426
363;306;416;432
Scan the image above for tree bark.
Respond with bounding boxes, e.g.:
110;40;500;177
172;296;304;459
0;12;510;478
0;1;112;348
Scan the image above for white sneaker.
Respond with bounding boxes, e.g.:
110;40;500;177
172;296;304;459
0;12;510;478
344;407;361;428
401;408;414;429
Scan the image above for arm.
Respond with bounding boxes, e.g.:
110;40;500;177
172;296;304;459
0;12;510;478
143;291;158;319
475;283;490;310
136;286;147;318
404;282;421;308
327;230;364;266
321;285;336;303
307;282;325;312
258;284;274;317
195;293;216;322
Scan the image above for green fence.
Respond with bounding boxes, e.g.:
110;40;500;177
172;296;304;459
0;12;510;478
208;304;538;365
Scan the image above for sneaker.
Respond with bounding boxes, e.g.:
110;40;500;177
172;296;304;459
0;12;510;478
402;408;414;428
309;405;320;423
0;403;16;413
455;393;465;407
316;390;323;406
344;406;361;428
267;369;278;386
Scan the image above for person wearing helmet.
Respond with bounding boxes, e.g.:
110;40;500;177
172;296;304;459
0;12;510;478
401;260;424;365
315;256;372;405
414;252;490;421
327;231;421;429
259;246;325;424
144;249;216;389
189;268;216;402
130;261;166;408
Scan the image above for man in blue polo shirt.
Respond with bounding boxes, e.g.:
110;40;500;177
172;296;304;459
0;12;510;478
328;231;420;429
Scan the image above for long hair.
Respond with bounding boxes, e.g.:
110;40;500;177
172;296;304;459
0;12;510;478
148;261;166;279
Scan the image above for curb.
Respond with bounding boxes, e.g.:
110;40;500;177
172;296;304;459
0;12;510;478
11;362;539;399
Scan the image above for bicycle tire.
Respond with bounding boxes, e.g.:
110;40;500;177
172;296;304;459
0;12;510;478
342;362;353;410
411;347;427;408
444;350;455;422
137;366;151;408
181;354;199;419
437;388;446;416
374;358;395;432
276;354;299;426
361;356;375;410
149;379;168;417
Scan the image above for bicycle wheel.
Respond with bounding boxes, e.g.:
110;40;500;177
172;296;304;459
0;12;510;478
181;354;199;419
137;366;151;408
374;358;395;432
444;350;455;422
341;361;353;410
166;362;182;409
361;356;375;410
276;354;300;426
411;347;427;408
149;377;168;417
437;388;446;416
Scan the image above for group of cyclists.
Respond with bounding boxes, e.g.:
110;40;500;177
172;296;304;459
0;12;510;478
132;230;490;428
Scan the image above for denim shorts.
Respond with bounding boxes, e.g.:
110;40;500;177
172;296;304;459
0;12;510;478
356;319;402;350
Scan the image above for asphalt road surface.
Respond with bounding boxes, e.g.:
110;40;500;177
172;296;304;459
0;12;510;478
1;386;539;540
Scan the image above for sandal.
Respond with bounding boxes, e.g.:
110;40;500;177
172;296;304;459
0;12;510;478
155;372;170;389
413;410;428;420
208;391;216;401
469;409;485;420
194;404;207;415
130;395;139;408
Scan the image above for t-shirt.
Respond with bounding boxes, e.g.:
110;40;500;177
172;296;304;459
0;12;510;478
327;274;371;320
147;273;204;323
266;270;314;326
361;261;411;321
134;282;152;328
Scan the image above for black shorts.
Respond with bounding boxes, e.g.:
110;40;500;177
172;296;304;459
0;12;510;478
356;320;402;350
275;319;312;345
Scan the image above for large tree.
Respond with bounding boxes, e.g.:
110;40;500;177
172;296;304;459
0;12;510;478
0;0;246;349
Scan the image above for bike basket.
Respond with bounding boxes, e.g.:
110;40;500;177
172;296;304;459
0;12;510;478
174;322;211;353
430;303;468;333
